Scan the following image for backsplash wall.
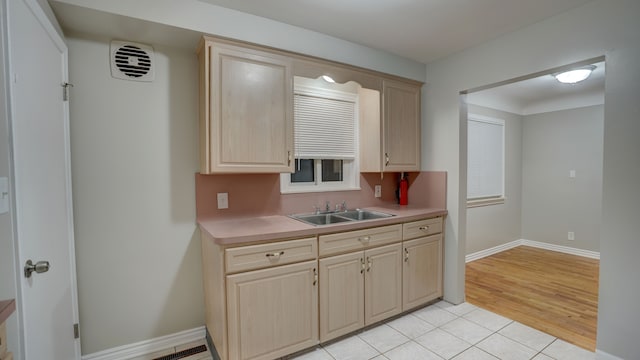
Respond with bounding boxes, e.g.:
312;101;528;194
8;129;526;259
195;171;446;220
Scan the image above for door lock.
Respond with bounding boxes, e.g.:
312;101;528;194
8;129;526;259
24;259;50;278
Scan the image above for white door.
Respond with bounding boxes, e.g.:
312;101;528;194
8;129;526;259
6;0;80;358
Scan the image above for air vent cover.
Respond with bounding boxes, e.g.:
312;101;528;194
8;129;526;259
110;41;154;82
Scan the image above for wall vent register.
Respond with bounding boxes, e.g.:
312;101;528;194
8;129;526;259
110;41;155;82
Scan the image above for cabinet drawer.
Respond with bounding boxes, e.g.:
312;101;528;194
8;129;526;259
403;217;443;240
319;224;402;257
225;237;317;273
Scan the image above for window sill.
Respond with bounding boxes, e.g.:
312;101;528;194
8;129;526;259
280;186;361;195
467;197;505;208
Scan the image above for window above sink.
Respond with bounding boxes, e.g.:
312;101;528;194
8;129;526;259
280;76;374;194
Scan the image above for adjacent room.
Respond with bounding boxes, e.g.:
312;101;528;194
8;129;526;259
463;61;604;351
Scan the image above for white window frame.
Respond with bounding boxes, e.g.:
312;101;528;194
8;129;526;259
467;114;505;208
280;84;360;194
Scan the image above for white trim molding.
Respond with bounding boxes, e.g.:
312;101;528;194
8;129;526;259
466;239;600;263
81;326;206;360
465;240;522;263
521;239;600;260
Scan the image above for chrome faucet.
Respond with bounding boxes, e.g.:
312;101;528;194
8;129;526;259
336;201;347;212
325;201;331;212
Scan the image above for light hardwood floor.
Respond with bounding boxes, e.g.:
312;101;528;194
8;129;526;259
465;246;599;351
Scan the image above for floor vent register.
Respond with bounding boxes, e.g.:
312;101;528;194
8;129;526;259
153;344;208;360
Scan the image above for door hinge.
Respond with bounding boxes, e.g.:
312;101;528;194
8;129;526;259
62;82;74;101
73;323;80;339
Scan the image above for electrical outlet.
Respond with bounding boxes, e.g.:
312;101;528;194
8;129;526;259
0;177;8;214
568;231;575;241
569;170;576;178
374;185;382;198
217;192;229;209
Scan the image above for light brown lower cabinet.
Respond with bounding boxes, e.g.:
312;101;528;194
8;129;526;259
319;243;403;342
226;260;319;360
402;233;443;311
202;216;444;360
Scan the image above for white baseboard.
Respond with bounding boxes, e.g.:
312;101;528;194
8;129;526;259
81;326;206;360
521;239;600;259
596;349;624;360
465;240;522;263
466;239;600;263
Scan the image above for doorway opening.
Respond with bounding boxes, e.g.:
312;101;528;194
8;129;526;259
460;56;605;351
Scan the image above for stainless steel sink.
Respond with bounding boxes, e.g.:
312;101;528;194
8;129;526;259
290;209;394;226
291;213;354;225
339;209;394;221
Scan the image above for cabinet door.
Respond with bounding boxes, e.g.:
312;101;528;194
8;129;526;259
226;261;318;360
319;252;364;342
382;80;421;172
207;41;294;173
402;234;443;311
365;243;403;324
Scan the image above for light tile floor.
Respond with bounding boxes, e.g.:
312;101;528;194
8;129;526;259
291;301;596;360
135;301;596;360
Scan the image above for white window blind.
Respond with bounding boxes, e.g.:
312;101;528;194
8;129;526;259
294;93;356;159
467;115;504;199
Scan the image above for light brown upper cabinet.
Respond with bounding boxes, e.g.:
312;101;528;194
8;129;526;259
198;36;422;174
382;80;421;172
198;37;294;174
359;80;422;173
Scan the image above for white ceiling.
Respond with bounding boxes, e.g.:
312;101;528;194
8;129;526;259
51;0;604;114
197;0;594;64
468;61;605;115
194;0;606;113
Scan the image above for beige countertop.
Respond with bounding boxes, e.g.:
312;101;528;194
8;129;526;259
198;205;447;245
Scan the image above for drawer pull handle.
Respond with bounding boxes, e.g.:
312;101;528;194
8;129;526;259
385;153;390;166
265;251;285;258
361;258;365;274
404;248;409;262
419;226;430;231
358;236;371;242
313;268;318;286
367;257;372;272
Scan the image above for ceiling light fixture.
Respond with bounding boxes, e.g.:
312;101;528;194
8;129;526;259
321;75;335;83
553;65;596;84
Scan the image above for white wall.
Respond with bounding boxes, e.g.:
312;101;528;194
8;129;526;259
522;105;603;252
53;0;425;83
466;104;522;254
67;34;202;354
0;1;20;359
424;0;640;357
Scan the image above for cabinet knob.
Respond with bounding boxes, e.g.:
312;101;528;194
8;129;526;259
419;225;430;231
358;236;371;242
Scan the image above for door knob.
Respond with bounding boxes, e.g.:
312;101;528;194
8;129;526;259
24;259;50;278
